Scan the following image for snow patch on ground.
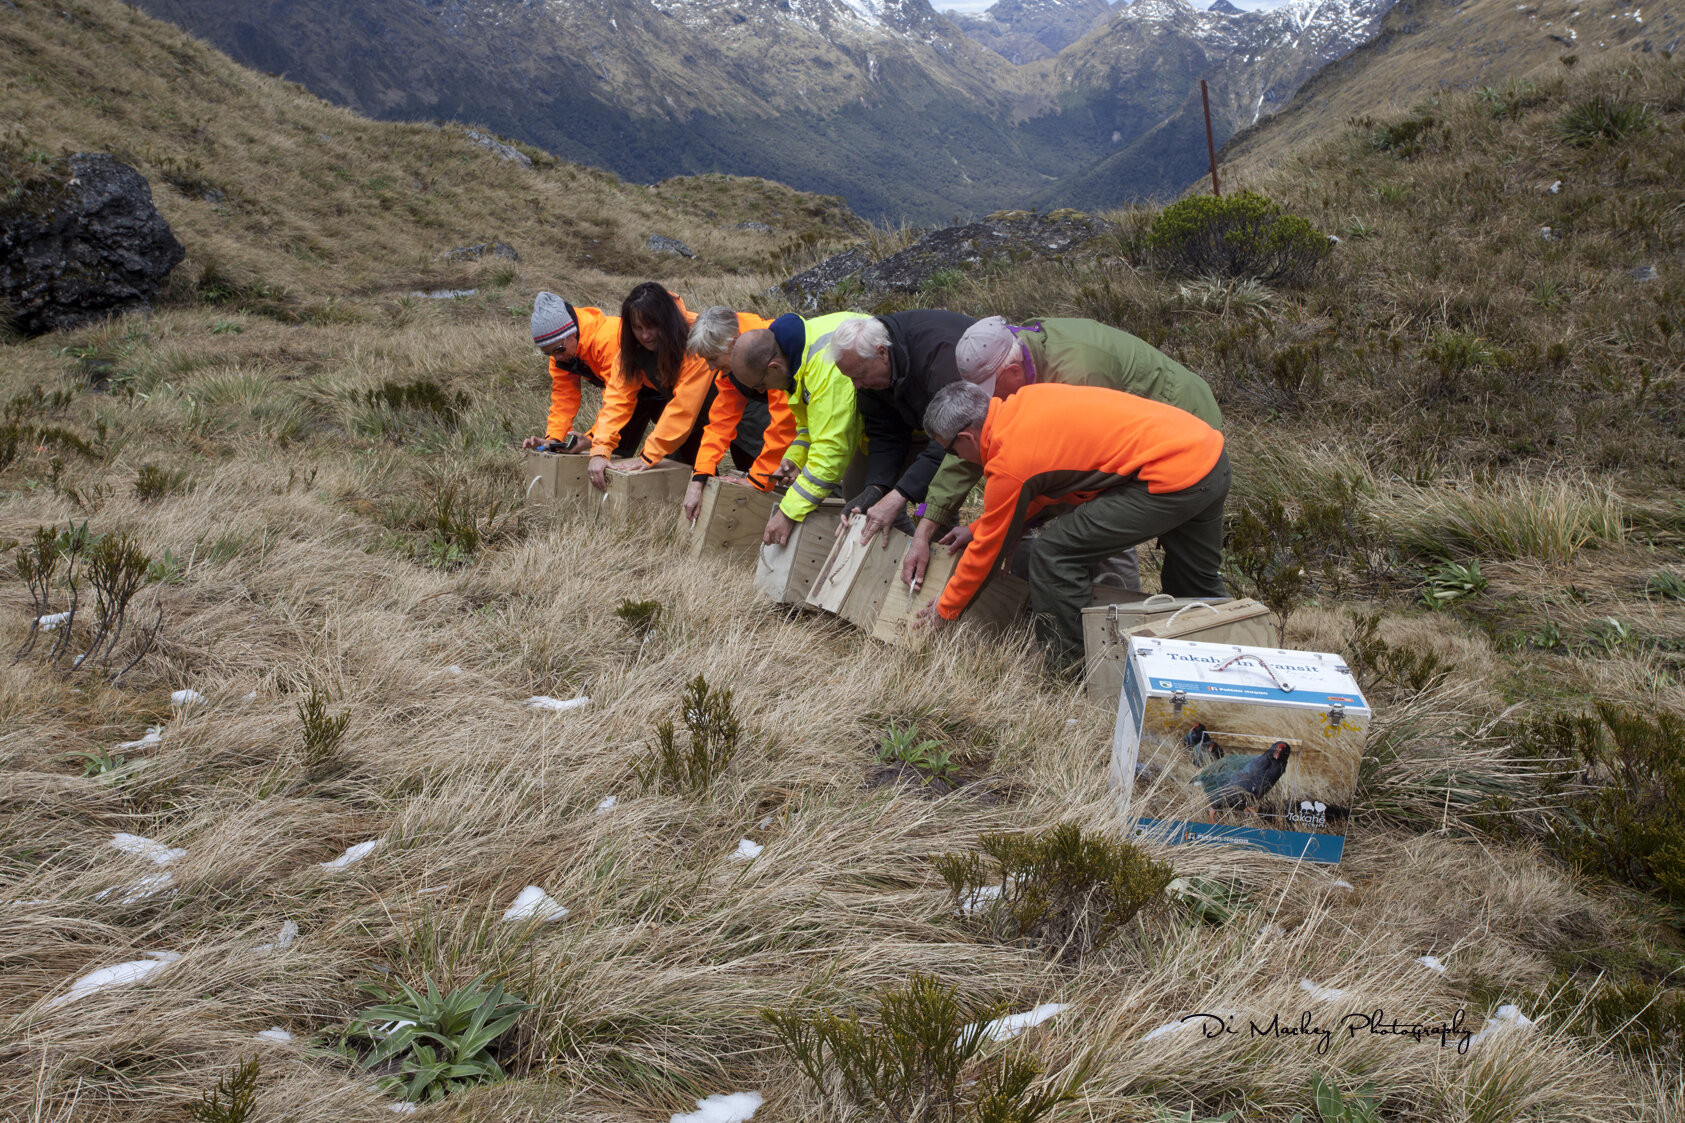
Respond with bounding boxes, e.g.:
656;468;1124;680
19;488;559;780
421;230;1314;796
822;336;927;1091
670;1092;764;1123
729;838;763;861
527;695;589;712
46;952;181;1009
971;1003;1070;1042
320;840;380;870
111;833;185;865
502;886;569;922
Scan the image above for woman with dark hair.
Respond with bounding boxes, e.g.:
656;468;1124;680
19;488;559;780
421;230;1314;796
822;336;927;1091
587;283;764;491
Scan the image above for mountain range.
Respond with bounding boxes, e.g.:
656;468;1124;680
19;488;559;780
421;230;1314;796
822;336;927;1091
131;0;1395;218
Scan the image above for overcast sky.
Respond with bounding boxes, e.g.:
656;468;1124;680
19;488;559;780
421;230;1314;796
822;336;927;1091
942;0;1291;14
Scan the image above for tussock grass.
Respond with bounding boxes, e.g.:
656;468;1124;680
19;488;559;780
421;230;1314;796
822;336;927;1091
1383;477;1625;564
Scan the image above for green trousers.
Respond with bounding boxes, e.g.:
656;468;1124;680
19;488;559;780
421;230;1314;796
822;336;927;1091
1026;451;1231;658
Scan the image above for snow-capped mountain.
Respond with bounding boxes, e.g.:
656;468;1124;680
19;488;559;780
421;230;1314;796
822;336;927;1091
132;0;1394;216
946;0;1115;63
1043;0;1395;205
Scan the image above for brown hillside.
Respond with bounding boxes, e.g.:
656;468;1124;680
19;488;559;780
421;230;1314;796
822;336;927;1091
1219;0;1682;179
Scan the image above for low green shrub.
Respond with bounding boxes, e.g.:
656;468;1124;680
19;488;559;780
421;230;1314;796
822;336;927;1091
761;971;1086;1123
1514;704;1685;904
936;822;1171;963
298;686;351;781
1145;192;1329;285
633;674;743;795
615;598;662;640
134;463;190;502
364;378;470;427
1421;558;1487;609
188;1056;260;1123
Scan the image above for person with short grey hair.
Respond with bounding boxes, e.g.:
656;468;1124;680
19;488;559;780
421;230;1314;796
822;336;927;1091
922;381;991;445
905;314;1223;596
915;381;1229;661
687;305;746;367
825;308;975;551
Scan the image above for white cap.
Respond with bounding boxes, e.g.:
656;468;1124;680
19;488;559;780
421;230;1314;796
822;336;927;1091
954;315;1016;394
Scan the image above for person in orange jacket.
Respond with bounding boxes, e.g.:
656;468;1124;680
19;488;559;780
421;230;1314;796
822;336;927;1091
680;305;799;523
584;283;740;491
915;381;1229;660
521;290;648;456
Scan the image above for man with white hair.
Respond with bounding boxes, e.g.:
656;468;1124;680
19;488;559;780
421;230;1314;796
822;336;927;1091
916;381;1229;661
827;309;975;547
905;315;1222;592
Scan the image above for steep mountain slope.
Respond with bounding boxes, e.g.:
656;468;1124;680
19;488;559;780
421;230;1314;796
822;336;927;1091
1041;0;1395;206
134;0;1073;220
946;0;1114;63
1219;0;1682;178
2;0;864;306
131;0;1396;216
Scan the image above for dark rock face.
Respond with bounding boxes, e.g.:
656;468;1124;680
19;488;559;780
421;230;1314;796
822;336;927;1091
776;211;1114;308
1;153;186;337
646;233;696;258
777;246;873;310
857;210;1113;294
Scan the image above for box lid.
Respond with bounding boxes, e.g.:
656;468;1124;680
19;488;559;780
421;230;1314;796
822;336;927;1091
1127;636;1368;712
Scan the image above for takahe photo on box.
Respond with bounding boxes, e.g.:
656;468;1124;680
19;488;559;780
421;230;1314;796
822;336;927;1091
1110;636;1369;864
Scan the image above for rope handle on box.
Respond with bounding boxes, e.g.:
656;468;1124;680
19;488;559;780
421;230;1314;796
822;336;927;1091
1212;653;1293;693
1140;593;1177;608
1163;602;1220;627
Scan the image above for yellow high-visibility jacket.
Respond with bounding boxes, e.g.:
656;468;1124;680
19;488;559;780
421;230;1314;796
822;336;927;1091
771;311;867;522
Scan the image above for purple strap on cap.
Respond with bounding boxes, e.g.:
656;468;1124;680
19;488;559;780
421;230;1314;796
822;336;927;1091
1004;324;1037;384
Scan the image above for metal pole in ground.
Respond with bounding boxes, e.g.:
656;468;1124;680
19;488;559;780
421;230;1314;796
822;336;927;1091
1201;79;1221;196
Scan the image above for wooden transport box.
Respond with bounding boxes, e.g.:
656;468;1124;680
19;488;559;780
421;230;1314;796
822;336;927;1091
1111;635;1369;863
872;548;1030;649
1083;596;1281;708
521;450;591;508
688;477;779;560
601;460;691;521
807;514;911;627
754;499;845;606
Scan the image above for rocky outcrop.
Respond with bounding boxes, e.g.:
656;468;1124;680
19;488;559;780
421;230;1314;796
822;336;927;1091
777;247;874;311
0;153;186;337
858;210;1114;293
646;234;696;258
777;211;1114;307
465;129;534;169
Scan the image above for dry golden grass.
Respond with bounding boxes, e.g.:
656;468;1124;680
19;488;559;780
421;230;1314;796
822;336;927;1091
1;302;1682;1123
4;4;1685;1119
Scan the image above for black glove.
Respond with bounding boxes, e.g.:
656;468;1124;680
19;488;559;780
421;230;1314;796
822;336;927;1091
841;485;887;519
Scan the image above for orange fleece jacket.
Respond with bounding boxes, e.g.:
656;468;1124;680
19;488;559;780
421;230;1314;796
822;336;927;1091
938;383;1224;621
589;295;715;464
693;313;796;488
545;306;621;442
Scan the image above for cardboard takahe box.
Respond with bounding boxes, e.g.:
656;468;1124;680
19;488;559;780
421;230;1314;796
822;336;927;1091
1111;635;1369;864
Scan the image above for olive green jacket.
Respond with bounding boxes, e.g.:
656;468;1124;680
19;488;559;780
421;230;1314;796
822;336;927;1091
921;318;1223;526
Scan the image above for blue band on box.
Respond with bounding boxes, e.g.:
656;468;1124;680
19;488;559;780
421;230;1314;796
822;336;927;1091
1134;817;1346;863
1144;677;1364;709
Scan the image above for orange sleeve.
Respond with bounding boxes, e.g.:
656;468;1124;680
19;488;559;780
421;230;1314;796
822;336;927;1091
637;354;715;465
937;470;1024;621
750;389;798;490
545;356;582;440
589;364;641;459
695;371;747;478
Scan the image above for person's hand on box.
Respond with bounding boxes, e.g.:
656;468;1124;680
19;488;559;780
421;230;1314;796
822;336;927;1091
763;509;798;546
682;479;705;524
938;525;974;554
588;456;611;492
771;459;799;487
